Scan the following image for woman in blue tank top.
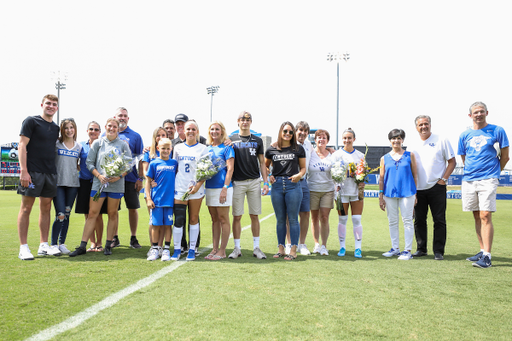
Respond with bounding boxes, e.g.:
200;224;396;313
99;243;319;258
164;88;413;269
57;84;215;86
378;129;418;260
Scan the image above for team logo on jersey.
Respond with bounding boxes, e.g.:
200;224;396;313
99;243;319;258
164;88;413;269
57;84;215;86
469;135;491;152
429;143;435;147
250;148;256;156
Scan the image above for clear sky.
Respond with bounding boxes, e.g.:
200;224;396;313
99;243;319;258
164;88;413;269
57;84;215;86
1;1;510;166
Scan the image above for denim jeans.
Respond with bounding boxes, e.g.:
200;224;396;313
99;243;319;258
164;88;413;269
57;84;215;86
271;177;303;246
51;186;78;245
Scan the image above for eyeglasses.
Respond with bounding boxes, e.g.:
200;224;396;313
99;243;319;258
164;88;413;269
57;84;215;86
62;118;75;122
88;128;100;132
283;129;293;135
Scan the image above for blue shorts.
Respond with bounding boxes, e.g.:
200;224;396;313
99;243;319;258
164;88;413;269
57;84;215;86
299;179;310;212
90;190;124;199
151;207;174;226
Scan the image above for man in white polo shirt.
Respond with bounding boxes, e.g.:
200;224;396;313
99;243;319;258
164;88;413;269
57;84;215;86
410;115;455;260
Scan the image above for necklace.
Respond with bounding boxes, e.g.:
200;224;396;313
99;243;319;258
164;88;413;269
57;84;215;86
240;134;251;143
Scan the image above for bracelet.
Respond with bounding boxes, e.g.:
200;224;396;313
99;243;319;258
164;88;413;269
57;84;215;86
138;177;144;181
223;185;228;189
264;182;269;186
379;190;383;193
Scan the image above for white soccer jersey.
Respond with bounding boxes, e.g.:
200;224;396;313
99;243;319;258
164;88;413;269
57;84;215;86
173;142;209;193
332;148;364;197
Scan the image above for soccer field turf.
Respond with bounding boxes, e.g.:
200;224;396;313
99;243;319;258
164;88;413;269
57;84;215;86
2;191;511;340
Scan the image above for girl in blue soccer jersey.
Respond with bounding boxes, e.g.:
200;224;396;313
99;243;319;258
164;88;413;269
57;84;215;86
205;121;235;260
145;138;178;261
51;118;82;255
143;127;168;258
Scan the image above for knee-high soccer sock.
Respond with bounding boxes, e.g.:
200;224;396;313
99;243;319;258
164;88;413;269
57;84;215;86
338;215;348;249
352;215;363;249
173;226;183;251
189;223;200;251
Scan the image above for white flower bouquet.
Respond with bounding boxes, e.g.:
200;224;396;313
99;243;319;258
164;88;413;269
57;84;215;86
331;159;348;213
93;148;140;201
181;152;227;201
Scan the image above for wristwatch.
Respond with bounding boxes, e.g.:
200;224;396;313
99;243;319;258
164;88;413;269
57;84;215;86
441;178;448;183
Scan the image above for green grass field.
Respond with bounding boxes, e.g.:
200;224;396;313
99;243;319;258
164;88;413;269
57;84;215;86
2;190;512;341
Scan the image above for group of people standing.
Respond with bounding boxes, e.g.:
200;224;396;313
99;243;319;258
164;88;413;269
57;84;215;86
16;95;509;269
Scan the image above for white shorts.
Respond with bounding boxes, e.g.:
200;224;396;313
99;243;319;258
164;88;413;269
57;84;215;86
462;178;498;212
206;187;233;207
341;195;359;203
174;184;205;201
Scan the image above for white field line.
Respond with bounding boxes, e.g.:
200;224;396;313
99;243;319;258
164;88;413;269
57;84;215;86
26;213;275;341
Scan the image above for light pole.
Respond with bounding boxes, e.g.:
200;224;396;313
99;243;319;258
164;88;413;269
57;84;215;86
206;86;220;122
52;71;68;125
326;52;349;149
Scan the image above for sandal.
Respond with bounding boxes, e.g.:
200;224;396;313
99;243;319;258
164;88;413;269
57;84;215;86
273;252;284;258
95;245;103;252
204;252;216;260
208;254;225;261
86;247;96;252
284;254;296;261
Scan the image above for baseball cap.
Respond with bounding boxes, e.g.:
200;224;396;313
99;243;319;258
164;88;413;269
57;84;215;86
174;113;189;123
238;111;252;120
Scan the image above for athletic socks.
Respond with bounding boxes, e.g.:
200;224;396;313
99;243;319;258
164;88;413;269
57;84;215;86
234;239;241;249
189;223;200;250
253;236;260;249
173;226;183;251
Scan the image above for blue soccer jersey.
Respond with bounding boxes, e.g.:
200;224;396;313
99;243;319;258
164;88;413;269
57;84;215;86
205;144;235;189
146;158;178;207
458;124;509;181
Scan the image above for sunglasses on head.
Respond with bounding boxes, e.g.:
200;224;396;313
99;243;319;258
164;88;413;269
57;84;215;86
63;118;75;122
88;127;100;132
283;129;293;135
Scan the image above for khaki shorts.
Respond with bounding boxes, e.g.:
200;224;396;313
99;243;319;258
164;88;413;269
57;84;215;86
232;178;262;216
310;191;334;210
462;178;498;212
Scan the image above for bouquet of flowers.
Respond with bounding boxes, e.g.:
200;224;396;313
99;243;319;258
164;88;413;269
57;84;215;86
181;152;227;201
93;149;140;201
348;144;380;200
331;159;348;213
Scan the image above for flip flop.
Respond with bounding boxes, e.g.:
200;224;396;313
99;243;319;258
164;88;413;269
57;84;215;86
273;252;284;258
208;254;225;261
95;245;103;252
284;254;296;261
86;247;96;252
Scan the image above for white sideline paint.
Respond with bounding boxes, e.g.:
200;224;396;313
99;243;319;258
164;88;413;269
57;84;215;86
26;213;275;341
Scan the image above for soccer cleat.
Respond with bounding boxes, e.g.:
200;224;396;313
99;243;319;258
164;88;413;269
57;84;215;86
161;249;171;261
171;249;181;260
58;244;71;255
38;244;62;256
111;236;120;248
312;243;322;254
147;247;159;261
186;248;196;261
130;237;142;249
354;248;362;258
467;251;483;262
253;247;267;259
398;251;413;260
69;246;87;257
319;245;329;256
285;244;291;255
382;248;401;257
19;246;34;260
104;246;112;255
472;255;492;268
337;247;346;257
298;244;311;255
181;248;188;256
228;247;242;259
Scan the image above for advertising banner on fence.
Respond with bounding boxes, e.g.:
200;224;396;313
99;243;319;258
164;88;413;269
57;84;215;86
1;142;20;177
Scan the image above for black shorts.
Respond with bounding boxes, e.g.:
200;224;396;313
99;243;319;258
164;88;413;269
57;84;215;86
75;178;110;214
17;172;57;198
124;181;141;209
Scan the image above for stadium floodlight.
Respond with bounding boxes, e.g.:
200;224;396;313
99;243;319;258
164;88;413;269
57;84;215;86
206;86;220;122
326;52;350;149
51;71;68;125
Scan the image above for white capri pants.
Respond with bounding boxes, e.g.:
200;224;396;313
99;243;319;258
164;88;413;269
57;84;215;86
384;195;415;251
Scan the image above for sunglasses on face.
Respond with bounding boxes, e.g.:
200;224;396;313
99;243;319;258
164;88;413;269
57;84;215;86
283;129;293;135
88;128;100;132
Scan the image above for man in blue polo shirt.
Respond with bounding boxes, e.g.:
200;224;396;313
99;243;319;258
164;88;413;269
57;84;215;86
458;101;509;269
110;107;144;249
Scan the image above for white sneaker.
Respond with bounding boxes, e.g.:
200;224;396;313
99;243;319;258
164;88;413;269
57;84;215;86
228;247;242;259
161;248;171;261
38;244;62;256
312;243;322;254
285;244;291;255
382;248;401;257
19;246;34;260
147;247;159;261
299;244;311;255
319;245;329;256
398;251;413;260
58;244;71;255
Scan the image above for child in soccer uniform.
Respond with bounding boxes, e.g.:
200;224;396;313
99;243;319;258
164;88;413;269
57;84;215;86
172;121;209;261
145;138;178;261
